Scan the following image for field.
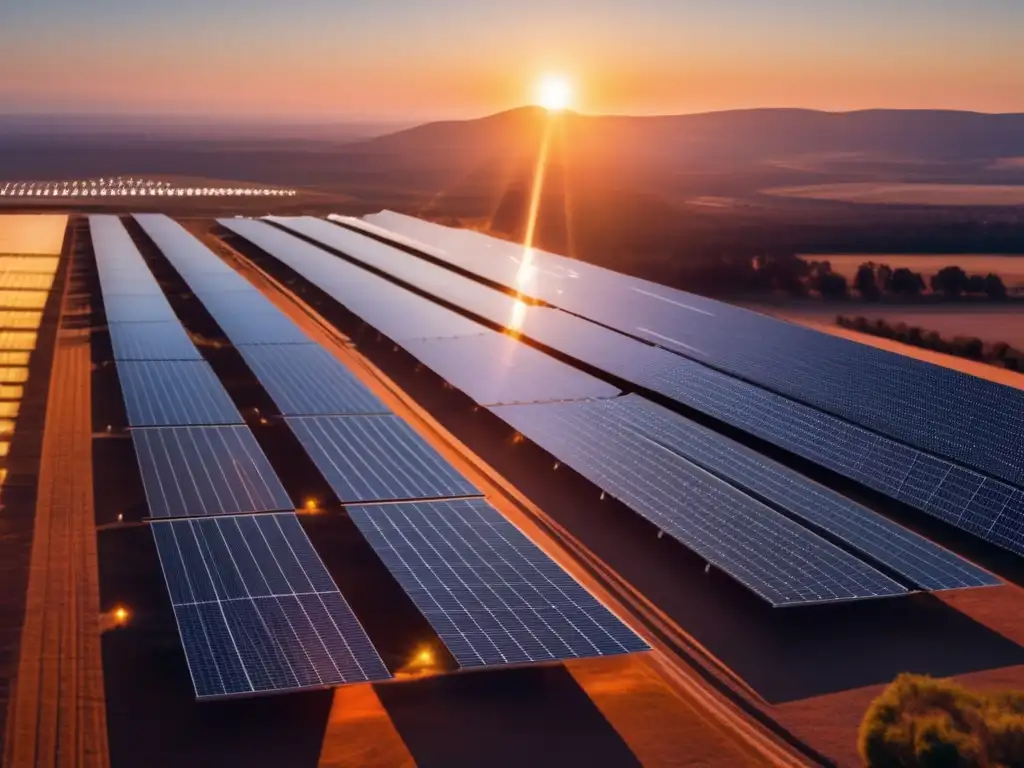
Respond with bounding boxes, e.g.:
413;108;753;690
748;301;1024;390
802;253;1024;291
765;183;1024;206
761;300;1024;348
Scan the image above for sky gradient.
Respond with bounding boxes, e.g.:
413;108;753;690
3;0;1023;120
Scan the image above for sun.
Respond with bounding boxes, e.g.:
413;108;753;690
536;75;573;112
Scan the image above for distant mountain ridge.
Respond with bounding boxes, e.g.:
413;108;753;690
355;106;1024;169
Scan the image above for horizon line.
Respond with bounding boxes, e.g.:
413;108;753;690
4;104;1024;126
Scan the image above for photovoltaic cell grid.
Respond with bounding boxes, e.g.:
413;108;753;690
640;356;1024;556
151;513;391;698
101;292;179;324
490;401;908;606
510;397;996;591
108;321;203;362
268;216;525;331
347;499;649;667
321;214;1024;561
237;344;389;416
118;360;243;427
219;217;487;341
133;426;293;518
358;211;1024;490
397;331;621;406
286;415;480;503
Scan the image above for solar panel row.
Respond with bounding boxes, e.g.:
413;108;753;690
359;210;1024;491
348;499;649;666
342;213;1024;561
151;513;391;697
219;217;493;341
493;397;996;592
134;215;390;417
490;402;909;606
224;218;621;406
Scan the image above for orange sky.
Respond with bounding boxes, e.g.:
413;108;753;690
3;1;1023;119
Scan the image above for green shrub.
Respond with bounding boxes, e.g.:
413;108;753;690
860;674;1024;767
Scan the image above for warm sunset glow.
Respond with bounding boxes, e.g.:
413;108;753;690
536;75;572;112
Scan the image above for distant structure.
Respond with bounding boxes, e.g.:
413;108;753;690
0;176;296;199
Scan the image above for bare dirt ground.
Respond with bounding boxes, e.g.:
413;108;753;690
3;227;109;767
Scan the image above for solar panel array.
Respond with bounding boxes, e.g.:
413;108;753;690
224;218;619;406
219;217;491;342
490;402;908;606
494;397;996;592
357;210;1024;490
222;216;1008;597
152;513;390;698
343;212;1024;560
348;499;649;666
134;215;387;418
93;217;394;699
211;218;651;661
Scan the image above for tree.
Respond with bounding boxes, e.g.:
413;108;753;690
984;273;1008;300
818;272;849;298
855;263;882;300
860;674;1024;768
966;274;987;295
931;266;969;298
877;263;894;293
889;267;926;297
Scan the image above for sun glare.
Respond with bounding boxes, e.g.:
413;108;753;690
536;75;572;112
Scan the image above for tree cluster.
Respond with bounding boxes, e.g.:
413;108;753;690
850;262;1007;301
836;315;1024;371
860;673;1024;767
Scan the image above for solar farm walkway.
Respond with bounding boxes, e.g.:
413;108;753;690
4;245;109;766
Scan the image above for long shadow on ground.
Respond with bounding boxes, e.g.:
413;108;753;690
375;665;641;768
98;525;334;768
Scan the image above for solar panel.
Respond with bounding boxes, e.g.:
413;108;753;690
286;415;480;503
640;355;1024;557
397;331;620;406
490;401;909;607
151;512;390;698
347;499;649;667
237;344;389;416
220;218;487;341
520;396;996;591
268;217;523;329
133;426;294;518
355;212;1024;489
134;214;238;276
206;304;314;346
118;360;243;427
109;321;203;361
102;292;179;324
